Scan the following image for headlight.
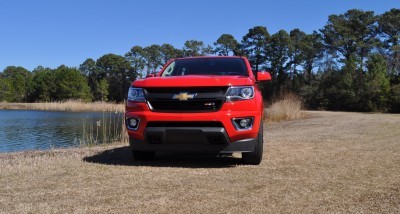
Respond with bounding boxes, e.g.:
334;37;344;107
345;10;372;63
128;87;145;102
226;86;254;101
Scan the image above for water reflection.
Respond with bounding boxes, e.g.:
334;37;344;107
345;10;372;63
0;110;123;153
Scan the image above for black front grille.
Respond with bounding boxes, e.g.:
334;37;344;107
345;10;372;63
144;87;227;112
149;100;223;112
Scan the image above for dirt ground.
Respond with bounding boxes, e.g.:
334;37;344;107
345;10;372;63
1;111;399;213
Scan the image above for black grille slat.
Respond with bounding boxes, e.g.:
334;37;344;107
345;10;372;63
147;121;223;127
145;87;227;94
145;87;227;112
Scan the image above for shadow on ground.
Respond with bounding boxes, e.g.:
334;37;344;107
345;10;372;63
83;146;242;168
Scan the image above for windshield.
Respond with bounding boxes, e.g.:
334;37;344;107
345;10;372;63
161;58;248;77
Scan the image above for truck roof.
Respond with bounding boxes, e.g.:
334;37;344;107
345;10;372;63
174;56;245;60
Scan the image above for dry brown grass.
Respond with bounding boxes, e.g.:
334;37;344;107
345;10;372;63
1;111;400;213
266;93;304;122
0;101;124;112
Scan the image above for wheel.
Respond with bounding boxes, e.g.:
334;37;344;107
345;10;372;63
242;121;264;165
132;151;155;161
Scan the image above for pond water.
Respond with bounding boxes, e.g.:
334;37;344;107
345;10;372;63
0;110;124;153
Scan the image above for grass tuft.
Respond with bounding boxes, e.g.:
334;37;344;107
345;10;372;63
266;93;304;122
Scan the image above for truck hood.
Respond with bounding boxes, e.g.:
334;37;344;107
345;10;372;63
132;75;254;88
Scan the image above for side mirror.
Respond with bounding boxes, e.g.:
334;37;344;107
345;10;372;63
256;71;271;82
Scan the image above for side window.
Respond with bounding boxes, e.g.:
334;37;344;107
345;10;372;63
162;62;175;77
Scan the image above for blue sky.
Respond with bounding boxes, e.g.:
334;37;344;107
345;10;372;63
0;0;398;71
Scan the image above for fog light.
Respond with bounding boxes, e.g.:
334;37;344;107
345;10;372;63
239;119;251;128
126;118;140;130
129;119;138;127
232;117;253;130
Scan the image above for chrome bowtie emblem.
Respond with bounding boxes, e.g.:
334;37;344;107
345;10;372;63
172;92;197;101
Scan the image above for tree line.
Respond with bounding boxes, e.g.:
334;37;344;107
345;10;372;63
1;9;399;112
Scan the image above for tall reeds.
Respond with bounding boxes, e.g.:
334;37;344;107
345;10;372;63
79;111;128;147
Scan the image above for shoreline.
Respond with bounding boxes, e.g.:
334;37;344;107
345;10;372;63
0;141;127;157
0;101;125;113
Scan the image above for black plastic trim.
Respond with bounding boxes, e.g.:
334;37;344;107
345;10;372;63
129;126;257;153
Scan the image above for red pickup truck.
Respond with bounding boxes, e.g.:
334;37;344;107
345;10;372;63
125;56;271;164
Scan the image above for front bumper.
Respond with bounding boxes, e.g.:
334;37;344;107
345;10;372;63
125;99;262;153
125;101;262;143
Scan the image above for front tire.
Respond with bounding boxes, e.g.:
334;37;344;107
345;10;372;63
242;122;264;165
132;151;155;161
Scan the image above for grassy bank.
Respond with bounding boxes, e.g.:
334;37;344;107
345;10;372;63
1;111;399;213
0;101;124;112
